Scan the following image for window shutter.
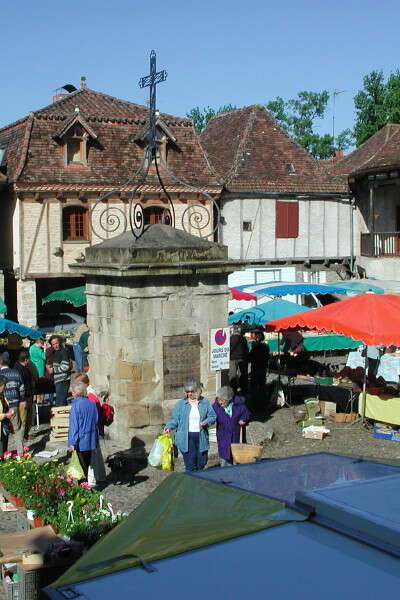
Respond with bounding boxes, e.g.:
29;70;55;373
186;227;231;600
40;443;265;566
276;201;299;238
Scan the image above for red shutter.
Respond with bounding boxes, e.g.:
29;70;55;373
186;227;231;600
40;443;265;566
275;201;299;238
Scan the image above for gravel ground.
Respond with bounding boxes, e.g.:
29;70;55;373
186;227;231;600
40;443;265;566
1;404;399;599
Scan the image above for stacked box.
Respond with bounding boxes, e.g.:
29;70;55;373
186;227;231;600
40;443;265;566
49;406;70;442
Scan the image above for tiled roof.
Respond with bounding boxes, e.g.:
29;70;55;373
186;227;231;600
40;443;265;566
329;124;400;177
0;88;218;188
200;105;349;195
15;183;220;194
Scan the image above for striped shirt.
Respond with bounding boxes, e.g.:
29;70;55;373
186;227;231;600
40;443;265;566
0;367;25;407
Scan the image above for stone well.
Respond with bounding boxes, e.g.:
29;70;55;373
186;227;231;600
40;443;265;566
70;225;244;447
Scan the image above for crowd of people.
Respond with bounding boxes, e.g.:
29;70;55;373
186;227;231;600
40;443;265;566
0;326;93;459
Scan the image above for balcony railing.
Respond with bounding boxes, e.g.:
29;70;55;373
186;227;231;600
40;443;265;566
361;232;400;257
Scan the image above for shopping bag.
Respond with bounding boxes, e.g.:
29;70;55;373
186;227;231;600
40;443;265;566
148;437;163;467
158;433;174;471
66;450;85;481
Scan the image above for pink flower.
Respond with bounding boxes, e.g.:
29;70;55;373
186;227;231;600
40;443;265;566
58;490;66;496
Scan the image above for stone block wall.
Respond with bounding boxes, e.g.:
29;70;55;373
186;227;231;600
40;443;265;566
17;279;37;327
86;276;228;448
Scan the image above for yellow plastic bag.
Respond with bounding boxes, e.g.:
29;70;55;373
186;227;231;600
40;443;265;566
66;450;85;481
158;433;174;471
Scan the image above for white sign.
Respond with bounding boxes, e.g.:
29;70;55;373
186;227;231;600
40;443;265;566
210;328;230;371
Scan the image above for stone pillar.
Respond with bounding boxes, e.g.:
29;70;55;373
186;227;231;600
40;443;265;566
70;225;245;448
17;279;37;326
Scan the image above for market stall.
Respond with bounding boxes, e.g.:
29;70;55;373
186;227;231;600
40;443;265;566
267;293;400;423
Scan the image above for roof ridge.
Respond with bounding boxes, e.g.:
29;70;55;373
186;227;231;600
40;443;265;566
193;129;221;182
224;106;259;185
12;114;35;182
356;124;400;172
0;114;29;135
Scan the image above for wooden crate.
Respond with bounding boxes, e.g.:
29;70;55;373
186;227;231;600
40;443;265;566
334;413;358;423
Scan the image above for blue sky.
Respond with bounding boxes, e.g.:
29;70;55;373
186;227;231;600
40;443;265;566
2;0;400;143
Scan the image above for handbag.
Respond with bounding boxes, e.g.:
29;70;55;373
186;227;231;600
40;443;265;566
1;418;11;437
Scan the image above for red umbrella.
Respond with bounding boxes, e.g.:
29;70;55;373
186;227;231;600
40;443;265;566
267;293;400;346
229;287;257;301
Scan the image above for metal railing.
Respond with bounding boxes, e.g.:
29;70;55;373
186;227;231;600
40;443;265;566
360;232;400;257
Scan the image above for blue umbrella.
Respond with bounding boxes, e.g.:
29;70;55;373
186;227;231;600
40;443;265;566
0;318;43;340
228;298;311;327
234;281;348;296
331;280;384;295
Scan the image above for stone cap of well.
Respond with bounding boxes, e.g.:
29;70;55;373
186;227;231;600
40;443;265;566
70;225;246;277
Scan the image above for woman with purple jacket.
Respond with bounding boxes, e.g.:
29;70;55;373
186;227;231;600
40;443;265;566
213;386;250;466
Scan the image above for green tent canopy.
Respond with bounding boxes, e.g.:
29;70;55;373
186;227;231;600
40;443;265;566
51;473;286;588
268;334;361;353
0;298;6;314
42;286;86;308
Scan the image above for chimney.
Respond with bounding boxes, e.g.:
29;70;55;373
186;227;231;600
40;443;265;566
53;93;69;103
80;76;87;90
332;149;344;162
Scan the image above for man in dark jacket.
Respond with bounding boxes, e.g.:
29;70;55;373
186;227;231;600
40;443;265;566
0;354;25;453
249;331;269;398
48;336;71;407
229;325;248;394
14;351;35;439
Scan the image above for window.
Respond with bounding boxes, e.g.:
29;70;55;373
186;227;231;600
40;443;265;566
65;125;87;165
62;206;89;241
242;221;252;232
275;201;299;238
143;206;172;225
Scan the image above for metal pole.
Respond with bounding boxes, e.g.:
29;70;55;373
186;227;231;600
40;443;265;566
361;345;368;423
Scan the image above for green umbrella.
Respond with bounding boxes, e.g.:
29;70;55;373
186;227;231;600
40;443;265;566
42;285;86;307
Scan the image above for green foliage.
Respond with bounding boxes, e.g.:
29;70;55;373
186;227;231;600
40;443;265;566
187;104;236;132
353;70;400;146
266;90;353;159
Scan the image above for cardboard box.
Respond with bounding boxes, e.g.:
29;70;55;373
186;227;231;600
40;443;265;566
334;413;357;423
319;401;336;418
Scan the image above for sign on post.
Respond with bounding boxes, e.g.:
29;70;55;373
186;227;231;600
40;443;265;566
210;328;230;371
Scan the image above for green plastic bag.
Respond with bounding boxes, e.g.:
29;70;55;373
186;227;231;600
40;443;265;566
158;433;174;471
66;450;85;481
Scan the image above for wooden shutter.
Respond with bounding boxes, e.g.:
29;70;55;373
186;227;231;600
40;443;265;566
275;201;299;238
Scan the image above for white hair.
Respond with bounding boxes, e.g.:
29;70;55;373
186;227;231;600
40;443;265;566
70;380;87;397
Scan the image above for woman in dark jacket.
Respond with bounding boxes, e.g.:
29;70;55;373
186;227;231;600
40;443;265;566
213;386;250;466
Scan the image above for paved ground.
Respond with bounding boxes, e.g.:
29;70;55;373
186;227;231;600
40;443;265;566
1;403;400;598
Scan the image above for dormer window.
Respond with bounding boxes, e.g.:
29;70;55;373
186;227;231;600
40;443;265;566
53;112;98;169
66;124;87;165
135;116;178;167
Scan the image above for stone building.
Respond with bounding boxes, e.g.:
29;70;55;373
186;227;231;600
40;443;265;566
329;124;400;280
0;85;219;325
201;105;354;293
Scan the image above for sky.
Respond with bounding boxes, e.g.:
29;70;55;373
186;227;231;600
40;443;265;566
2;0;400;143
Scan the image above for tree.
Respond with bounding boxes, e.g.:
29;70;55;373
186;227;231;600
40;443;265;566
266;91;353;159
353;71;387;146
353;70;400;146
187;104;236;133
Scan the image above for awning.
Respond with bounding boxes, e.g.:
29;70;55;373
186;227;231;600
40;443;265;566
42;286;86;307
234;281;348;296
268;334;361;352
0;298;6;314
229;287;257;301
0;318;43;340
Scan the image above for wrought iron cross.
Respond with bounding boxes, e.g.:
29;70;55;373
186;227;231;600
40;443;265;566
138;50;167;157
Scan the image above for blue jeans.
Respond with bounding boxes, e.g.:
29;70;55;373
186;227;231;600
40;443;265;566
55;380;70;407
73;343;84;373
182;432;208;472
